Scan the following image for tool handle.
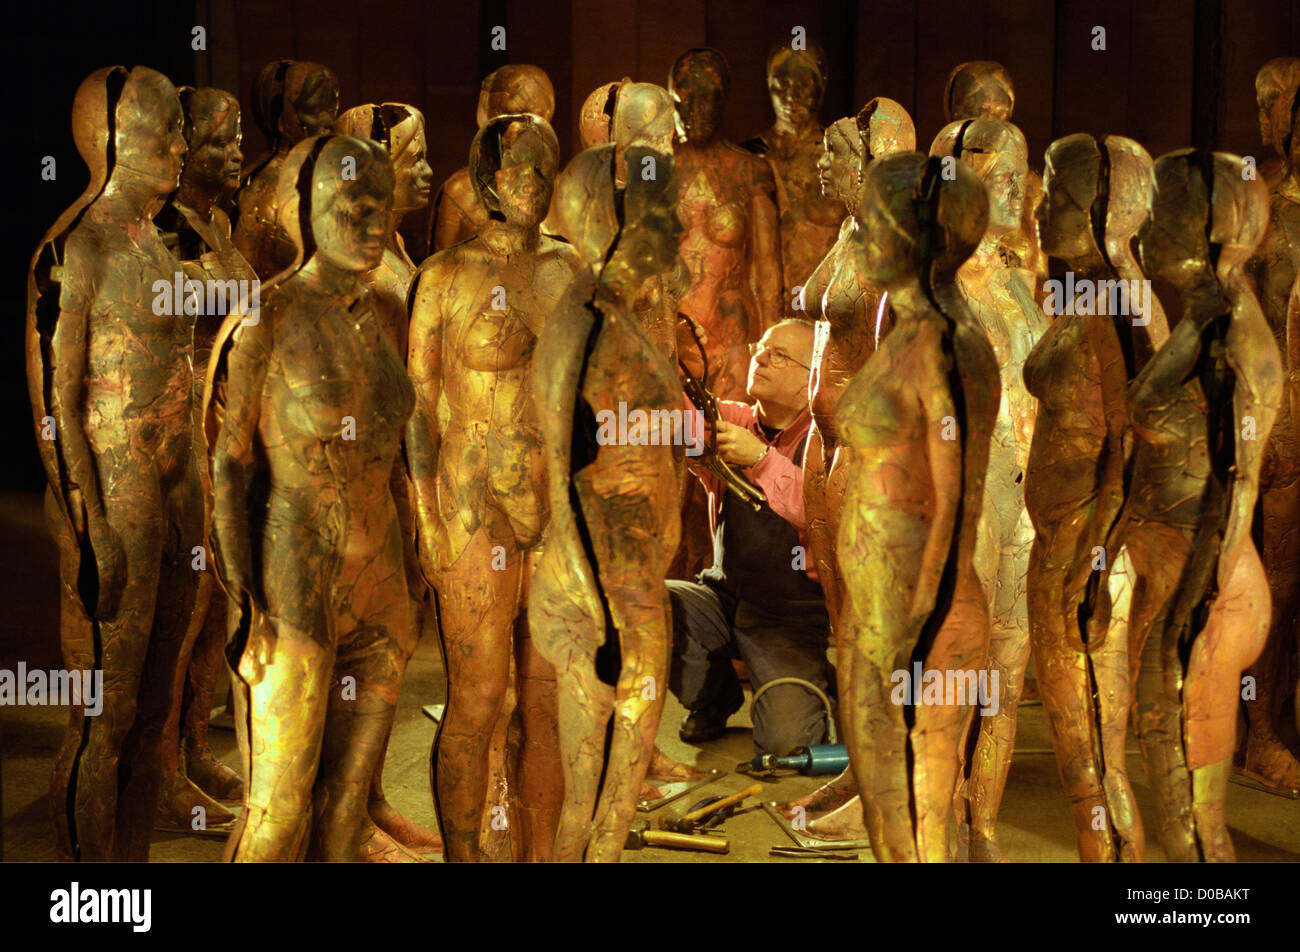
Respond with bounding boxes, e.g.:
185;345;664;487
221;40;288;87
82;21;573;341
682;782;763;822
642;830;729;853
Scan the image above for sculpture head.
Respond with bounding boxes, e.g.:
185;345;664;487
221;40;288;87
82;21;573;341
857;97;916;165
930;118;1028;237
277;134;394;277
470;114;560;228
335;103;432;213
669;48;730;145
816;116;863;208
766;44;827;129
1255;57;1300;151
105;66;187;196
1038;133;1153;266
579;78;630;149
600;146;682;305
859;151;989;290
1138;150;1268;289
178;87;243;199
614;82;676;156
944;61;1015;122
280;62;339;143
250;59;292;147
476;64;555;128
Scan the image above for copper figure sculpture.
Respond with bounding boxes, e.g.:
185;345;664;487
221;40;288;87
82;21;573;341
835;150;998;861
208;134;414;861
407;114;582;862
232;60;340;279
27;65;193;861
428;65;556;254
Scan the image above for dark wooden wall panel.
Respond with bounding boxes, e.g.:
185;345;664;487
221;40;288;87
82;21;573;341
1128;1;1196;161
850;0;916;123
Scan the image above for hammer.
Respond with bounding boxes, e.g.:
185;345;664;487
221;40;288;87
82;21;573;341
624;820;728;854
658;782;763;833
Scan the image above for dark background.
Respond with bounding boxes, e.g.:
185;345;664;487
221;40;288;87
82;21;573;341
6;0;1299;491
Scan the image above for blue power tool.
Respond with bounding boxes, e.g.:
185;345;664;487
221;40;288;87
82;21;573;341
737;744;849;776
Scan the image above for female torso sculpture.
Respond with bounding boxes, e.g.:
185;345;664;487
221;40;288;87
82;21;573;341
1105;150;1280;861
529;146;686;862
153;85;255;830
931;117;1045;856
835;151;998;861
670;47;783;400
428;65;555;254
208;135;414;861
1022;134;1166;862
27;66;194;862
1241;84;1300;791
407;114;582;862
232;60;339;279
742;44;842;304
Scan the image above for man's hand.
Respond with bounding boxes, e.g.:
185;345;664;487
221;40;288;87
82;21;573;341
715;420;769;468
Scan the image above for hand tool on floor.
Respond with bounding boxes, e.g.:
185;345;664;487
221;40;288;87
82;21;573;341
679;794;734;831
769;846;861;860
624;820;729;854
658;782;762;833
761;800;871;852
636;768;725;812
737;744;849;776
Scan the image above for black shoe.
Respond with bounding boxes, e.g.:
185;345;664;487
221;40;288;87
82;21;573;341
679;683;744;744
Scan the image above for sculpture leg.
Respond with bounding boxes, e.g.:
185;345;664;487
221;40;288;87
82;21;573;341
514;622;562;862
431;530;516;862
1242;473;1300;789
1183;542;1271;861
181;592;244;801
804;423;840;626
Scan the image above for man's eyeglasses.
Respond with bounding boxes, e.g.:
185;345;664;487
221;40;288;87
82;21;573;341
748;341;811;371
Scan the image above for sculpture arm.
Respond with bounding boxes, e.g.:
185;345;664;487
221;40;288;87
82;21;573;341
749;164;784;331
405;264;448;579
429;183;475;253
911;374;963;633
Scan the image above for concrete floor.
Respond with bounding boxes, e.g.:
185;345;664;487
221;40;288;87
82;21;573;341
2;490;1298;862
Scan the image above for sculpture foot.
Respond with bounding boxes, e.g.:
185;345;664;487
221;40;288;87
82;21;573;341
776;768;857;818
805;794;868;840
359;820;435;862
1239;731;1300;794
185;747;245;803
967;830;1010;863
646;745;706;783
154;772;237;835
370;797;443;852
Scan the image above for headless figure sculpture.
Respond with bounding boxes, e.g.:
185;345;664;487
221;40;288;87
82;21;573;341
1023;134;1168;862
530;146;687;861
407;115;581;862
153;86;255;833
233;60;339;279
428;65;555;254
742;43;842;305
836;151;998;861
1241;84;1300;792
27;66;194;861
670;47;783;401
777;100;917;837
208;135;415;861
931;118;1045;857
1099;151;1279;861
334;103;443;856
943;61;1048;298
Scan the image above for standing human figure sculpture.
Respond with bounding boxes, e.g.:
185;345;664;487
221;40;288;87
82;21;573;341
835;151;998;862
232;60;339;279
943;61;1048;296
27;65;194;862
930;117;1044;857
670;47;783;401
1255;58;1300;188
428;64;555;254
334;102;444;854
1023;133;1167;863
1097;150;1279;861
208;134;415;861
407;114;582;862
530;146;687;862
742;43;841;305
1241;85;1300;792
153;85;255;833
